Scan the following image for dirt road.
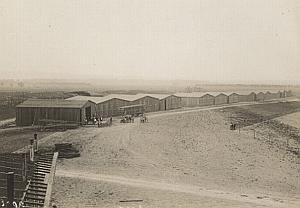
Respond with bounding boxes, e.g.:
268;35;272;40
56;169;299;208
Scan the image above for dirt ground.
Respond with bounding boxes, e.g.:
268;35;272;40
35;102;300;208
0;128;53;153
275;112;300;129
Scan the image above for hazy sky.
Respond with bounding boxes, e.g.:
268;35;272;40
0;0;299;82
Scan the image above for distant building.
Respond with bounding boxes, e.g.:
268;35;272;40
256;92;265;101
16;99;96;126
144;94;181;110
210;92;228;105
131;96;160;113
199;94;215;106
174;92;214;107
237;91;256;102
63;89;289;117
67;95;130;117
264;91;281;100
228;93;239;104
286;90;293;97
175;93;202;107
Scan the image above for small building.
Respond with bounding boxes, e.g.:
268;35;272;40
264;91;281;100
228;93;239;104
174;92;207;107
199;94;215;106
210;92;228;105
146;94;181;110
67;95;130;117
286;90;293;97
97;98;131;117
131;95;160;113
279;91;285;98
161;95;181;110
237;91;256;102
256;92;265;101
16;99;96;126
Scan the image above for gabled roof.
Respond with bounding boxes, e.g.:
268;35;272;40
174;92;208;98
140;94;173;100
207;92;228;97
66;94;160;104
108;94;151;101
235;91;256;96
17;99;91;108
67;95;113;104
265;90;281;94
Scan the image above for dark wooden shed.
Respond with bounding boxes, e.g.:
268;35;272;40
16;99;95;126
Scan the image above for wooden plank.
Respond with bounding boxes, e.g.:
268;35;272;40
44;152;58;208
24;195;45;201
23;200;44;206
26;192;46;197
27;188;47;193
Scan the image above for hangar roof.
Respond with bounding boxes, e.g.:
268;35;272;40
17;99;91;108
174;92;208;98
67;94;160;104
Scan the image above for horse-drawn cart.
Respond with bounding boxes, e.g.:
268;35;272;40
98;118;112;127
120;115;134;123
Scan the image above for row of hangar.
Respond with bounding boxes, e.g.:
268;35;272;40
16;90;292;126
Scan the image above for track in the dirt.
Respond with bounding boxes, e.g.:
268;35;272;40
55;169;299;208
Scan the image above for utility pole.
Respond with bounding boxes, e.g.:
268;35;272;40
7;172;14;208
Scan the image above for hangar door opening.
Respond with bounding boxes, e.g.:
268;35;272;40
85;106;91;120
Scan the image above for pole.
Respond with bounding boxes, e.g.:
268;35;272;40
30;139;34;162
34;133;38;153
23;153;27;181
6;172;14;208
253;129;255;139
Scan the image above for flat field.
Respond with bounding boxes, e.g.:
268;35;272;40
0;128;53;153
34;101;300;208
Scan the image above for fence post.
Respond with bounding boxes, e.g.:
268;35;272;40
6;172;14;208
30;139;34;162
34;133;38;153
23;153;27;181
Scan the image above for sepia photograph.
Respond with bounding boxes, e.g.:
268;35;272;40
0;0;300;207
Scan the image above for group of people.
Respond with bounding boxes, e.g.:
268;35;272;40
120;115;134;123
230;122;237;130
84;115;112;127
140;114;148;123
